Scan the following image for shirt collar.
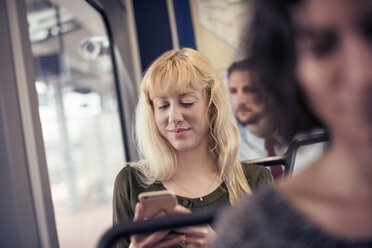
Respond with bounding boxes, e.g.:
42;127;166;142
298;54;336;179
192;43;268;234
238;123;266;150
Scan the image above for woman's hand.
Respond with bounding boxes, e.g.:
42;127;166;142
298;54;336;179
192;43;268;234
172;205;217;248
129;203;185;248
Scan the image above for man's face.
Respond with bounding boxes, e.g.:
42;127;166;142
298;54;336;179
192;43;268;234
228;70;265;126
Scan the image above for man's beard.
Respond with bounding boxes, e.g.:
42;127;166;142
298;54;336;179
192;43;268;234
237;111;264;126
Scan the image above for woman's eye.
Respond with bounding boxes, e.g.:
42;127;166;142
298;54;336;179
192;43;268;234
310;32;338;57
182;102;194;107
360;15;372;43
158;104;169;109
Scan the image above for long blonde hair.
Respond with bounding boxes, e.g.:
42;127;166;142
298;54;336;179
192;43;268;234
133;48;251;204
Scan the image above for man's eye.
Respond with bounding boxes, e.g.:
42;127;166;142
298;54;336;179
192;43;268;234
182;102;194;107
229;89;237;94
243;88;258;94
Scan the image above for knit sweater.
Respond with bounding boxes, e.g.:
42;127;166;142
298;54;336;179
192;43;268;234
214;187;372;248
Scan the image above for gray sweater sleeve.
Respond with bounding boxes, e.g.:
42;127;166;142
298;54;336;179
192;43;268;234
213;187;372;248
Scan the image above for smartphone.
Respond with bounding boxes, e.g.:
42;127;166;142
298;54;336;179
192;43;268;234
138;190;178;218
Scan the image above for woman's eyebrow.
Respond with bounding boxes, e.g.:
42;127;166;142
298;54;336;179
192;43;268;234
153;96;167;100
180;91;198;97
294;23;335;38
295;29;338;49
152;91;199;100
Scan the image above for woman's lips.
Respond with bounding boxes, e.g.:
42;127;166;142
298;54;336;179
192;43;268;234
169;128;190;138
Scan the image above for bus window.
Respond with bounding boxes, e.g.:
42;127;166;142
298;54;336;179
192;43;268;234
26;1;125;247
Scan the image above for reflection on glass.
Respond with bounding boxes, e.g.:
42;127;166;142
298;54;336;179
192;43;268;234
26;1;125;247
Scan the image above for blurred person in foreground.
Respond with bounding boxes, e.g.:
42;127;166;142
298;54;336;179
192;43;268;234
113;48;273;248
213;0;372;247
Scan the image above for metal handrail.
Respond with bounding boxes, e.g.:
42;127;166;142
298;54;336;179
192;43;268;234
97;208;220;248
241;132;328;175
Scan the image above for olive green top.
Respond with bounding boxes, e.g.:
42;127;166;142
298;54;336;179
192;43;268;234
112;162;273;247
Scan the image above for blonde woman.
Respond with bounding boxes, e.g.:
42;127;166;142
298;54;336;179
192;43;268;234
113;48;273;248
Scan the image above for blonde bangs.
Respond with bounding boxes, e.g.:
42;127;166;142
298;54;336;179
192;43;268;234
142;55;207;100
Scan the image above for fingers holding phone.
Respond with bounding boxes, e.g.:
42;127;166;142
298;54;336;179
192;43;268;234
138;190;178;218
129;190;183;248
130;202;184;248
131;190;214;247
174;224;216;248
173;205;217;248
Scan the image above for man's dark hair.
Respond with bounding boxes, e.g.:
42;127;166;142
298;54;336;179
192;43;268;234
227;58;253;78
246;0;324;143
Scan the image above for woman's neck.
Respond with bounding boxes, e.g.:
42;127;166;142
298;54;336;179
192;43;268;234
162;145;221;199
174;146;217;178
279;136;372;239
285;136;372;200
325;137;372;197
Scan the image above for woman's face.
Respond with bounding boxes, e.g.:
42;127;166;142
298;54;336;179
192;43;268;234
152;87;210;153
294;0;372;142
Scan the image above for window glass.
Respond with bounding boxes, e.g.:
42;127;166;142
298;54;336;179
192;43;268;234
26;1;125;247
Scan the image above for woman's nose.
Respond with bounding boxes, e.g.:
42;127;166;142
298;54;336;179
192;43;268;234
168;105;183;124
